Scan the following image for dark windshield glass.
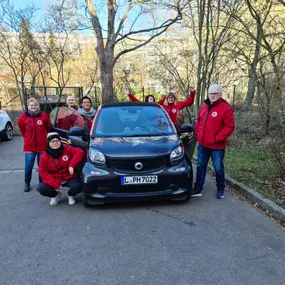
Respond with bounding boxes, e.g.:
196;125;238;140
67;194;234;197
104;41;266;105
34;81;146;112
93;106;174;137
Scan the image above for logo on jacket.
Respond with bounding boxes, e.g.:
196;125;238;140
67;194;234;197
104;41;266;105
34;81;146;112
62;155;69;161
172;109;177;113
212;112;218;117
37;120;43;125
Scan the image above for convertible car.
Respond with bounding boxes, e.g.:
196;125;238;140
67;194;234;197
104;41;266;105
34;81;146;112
50;102;196;207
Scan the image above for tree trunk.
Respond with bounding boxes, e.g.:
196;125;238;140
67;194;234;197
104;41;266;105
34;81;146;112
100;52;115;104
242;20;262;109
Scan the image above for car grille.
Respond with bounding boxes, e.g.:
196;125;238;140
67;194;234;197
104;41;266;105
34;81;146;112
107;156;166;173
97;185;171;195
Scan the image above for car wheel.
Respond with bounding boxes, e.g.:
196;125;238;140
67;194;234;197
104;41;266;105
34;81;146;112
172;193;191;202
1;123;13;141
83;194;90;208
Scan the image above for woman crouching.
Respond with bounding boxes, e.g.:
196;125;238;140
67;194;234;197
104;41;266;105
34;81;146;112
38;132;85;206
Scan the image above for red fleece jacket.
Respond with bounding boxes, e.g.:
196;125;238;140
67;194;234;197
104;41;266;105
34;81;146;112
196;98;235;150
18;111;51;152
162;91;196;123
39;145;85;189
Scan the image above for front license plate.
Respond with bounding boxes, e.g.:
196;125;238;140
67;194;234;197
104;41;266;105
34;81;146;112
121;175;158;185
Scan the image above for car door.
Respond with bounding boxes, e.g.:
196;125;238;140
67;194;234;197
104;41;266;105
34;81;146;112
49;107;89;150
180;107;197;160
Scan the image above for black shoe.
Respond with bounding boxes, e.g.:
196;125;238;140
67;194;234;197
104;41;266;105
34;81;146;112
24;183;31;192
191;190;202;197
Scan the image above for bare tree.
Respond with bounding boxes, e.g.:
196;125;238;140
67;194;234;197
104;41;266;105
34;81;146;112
85;0;184;103
184;0;236;109
0;0;38;110
42;1;84;102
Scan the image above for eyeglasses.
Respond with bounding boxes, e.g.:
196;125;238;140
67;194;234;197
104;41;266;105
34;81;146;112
49;139;60;144
209;93;220;96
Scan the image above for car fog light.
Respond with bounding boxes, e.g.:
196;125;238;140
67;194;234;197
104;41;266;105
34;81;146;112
175;167;185;172
90;171;101;175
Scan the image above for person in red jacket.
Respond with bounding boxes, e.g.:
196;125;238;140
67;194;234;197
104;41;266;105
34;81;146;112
18;98;51;192
38;132;85;206
78;96;96;129
191;84;235;199
126;90;166;104
162;85;196;126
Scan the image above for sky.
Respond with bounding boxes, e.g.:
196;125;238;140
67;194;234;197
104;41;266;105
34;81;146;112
13;0;44;9
11;0;179;37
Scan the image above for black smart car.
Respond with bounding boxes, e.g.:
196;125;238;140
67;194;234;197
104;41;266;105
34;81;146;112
60;102;193;207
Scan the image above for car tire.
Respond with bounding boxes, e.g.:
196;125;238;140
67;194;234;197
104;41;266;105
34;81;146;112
172;191;191;202
1;123;13;141
83;194;90;208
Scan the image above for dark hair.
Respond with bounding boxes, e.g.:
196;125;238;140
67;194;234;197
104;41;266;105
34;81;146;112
81;96;92;105
145;95;155;102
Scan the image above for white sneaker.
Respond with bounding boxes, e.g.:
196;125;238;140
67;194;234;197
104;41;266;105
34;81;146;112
67;194;76;205
50;192;61;206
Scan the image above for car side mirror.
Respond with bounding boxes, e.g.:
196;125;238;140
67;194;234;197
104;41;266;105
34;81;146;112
179;124;193;134
69;126;85;136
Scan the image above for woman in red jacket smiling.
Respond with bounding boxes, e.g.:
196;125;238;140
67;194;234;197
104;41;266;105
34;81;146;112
18;98;51;192
39;132;85;206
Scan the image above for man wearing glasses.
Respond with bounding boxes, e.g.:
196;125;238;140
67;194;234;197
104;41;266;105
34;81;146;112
191;84;235;199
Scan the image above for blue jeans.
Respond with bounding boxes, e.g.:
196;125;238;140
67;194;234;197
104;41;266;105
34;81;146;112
24;152;43;182
194;144;225;192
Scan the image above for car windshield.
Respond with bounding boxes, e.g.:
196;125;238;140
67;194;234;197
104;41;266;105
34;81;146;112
93;105;175;137
50;107;85;130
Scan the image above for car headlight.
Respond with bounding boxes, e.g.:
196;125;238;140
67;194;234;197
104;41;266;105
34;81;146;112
170;145;184;161
89;148;106;164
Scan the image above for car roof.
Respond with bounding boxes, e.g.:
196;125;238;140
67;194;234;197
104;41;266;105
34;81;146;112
100;102;160;108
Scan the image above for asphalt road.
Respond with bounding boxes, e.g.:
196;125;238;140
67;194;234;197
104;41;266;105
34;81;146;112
0;137;284;285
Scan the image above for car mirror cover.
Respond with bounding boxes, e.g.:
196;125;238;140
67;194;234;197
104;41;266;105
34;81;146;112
179;124;193;134
69;126;85;136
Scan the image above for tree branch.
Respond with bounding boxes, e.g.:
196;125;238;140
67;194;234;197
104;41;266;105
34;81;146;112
114;18;180;63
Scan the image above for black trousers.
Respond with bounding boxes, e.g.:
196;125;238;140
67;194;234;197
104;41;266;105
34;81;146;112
39;178;82;198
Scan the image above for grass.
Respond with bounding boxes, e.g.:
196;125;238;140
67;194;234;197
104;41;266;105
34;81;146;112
224;146;285;208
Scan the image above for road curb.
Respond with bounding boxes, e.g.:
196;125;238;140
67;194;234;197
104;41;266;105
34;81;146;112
193;157;285;223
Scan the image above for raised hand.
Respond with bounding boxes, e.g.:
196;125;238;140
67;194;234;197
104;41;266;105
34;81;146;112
188;84;195;92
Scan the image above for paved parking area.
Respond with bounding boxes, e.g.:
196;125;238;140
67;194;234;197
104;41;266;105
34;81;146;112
0;137;284;285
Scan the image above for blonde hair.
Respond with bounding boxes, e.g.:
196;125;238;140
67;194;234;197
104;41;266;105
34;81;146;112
66;95;75;101
27;97;39;107
163;91;178;106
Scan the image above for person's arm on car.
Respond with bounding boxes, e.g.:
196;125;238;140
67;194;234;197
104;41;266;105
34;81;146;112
66;146;85;170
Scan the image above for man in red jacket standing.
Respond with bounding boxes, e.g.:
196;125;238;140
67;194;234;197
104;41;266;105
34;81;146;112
191;84;235;199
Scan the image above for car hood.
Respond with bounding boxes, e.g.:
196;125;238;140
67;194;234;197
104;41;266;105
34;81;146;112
90;135;180;157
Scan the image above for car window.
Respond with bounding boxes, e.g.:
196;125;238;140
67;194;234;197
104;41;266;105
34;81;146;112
93;106;175;137
50;107;85;130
